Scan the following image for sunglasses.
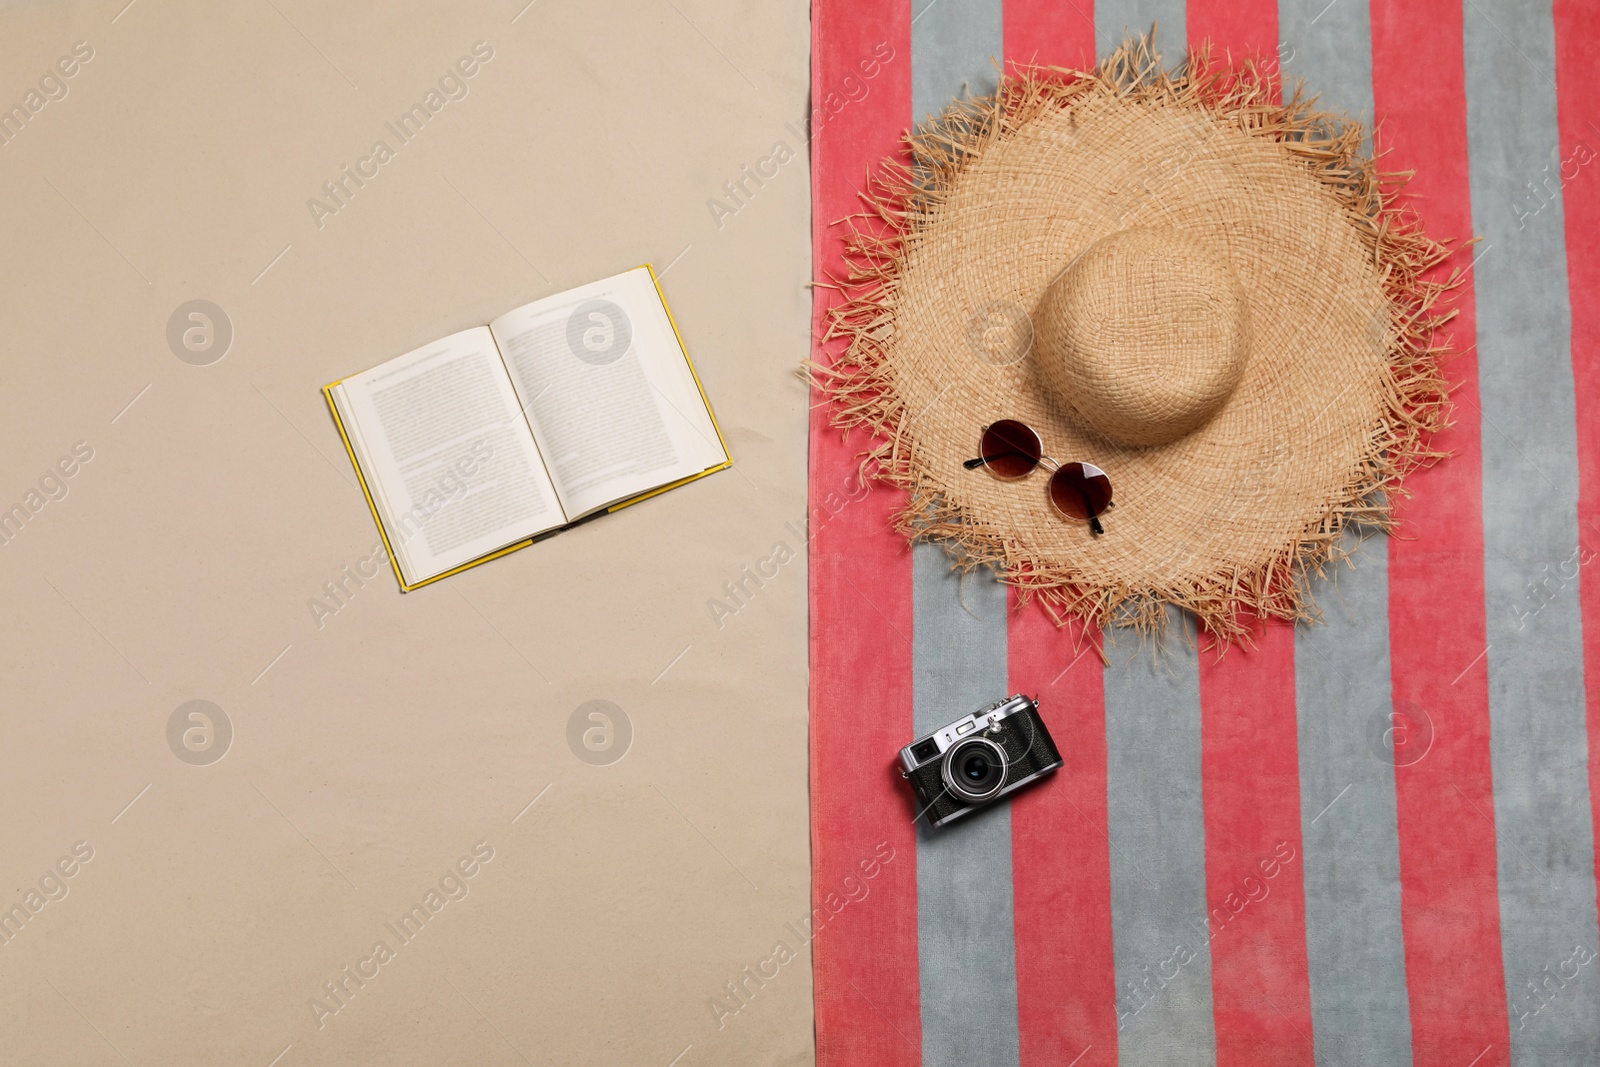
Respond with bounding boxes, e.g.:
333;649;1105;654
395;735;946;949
963;419;1114;535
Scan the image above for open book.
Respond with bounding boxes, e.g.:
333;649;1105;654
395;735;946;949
324;266;730;590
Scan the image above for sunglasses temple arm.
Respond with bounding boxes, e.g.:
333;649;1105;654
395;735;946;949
1078;483;1105;537
964;454;1013;469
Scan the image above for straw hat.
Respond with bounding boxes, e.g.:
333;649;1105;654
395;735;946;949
817;37;1460;646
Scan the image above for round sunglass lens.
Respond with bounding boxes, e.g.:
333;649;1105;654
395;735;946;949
1049;462;1113;521
979;420;1042;480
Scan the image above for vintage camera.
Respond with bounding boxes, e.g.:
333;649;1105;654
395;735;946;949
898;695;1062;829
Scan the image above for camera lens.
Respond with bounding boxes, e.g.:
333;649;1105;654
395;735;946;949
941;737;1007;802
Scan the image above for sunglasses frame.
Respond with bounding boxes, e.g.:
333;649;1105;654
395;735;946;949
968;420;1113;532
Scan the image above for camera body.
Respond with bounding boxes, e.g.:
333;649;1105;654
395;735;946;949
898;695;1062;829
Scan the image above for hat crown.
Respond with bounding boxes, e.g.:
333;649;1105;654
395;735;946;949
1033;227;1252;447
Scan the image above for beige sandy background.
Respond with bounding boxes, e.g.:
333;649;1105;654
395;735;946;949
0;0;814;1063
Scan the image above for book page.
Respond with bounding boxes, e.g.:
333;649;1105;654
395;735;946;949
489;268;728;519
331;326;564;585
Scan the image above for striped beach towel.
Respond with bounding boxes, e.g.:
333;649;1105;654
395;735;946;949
807;1;1600;1064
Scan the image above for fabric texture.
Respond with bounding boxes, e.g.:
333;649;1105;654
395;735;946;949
0;2;815;1064
808;1;1600;1065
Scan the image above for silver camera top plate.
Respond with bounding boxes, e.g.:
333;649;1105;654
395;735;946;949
898;695;1034;774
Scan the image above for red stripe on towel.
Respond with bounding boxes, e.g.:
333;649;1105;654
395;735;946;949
1183;4;1316;1062
1002;16;1113;1065
1003;0;1097;71
1554;0;1600;958
1009;598;1118;1067
1198;620;1315;1067
808;3;919;1066
1187;0;1279;66
1370;0;1509;1063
